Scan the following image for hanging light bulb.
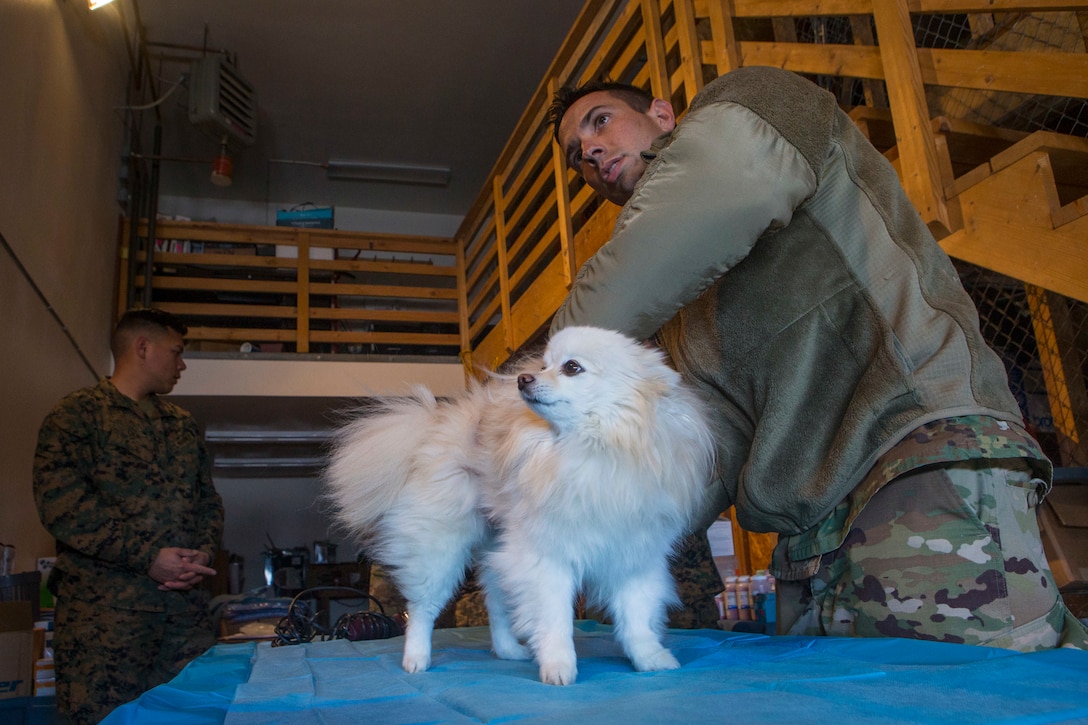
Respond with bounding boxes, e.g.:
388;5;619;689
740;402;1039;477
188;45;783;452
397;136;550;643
210;138;233;187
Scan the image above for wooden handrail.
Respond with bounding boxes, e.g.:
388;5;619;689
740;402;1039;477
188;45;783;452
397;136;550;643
456;0;1088;373
119;219;460;357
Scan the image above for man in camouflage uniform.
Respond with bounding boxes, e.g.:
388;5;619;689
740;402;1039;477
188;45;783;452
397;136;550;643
34;308;224;724
549;68;1087;649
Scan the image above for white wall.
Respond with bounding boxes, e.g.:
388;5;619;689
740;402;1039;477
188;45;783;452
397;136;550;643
0;0;130;575
174;357;465;398
0;3;467;580
157;194;463;237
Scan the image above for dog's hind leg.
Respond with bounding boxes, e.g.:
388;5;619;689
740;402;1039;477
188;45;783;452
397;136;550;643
607;563;681;673
400;597;444;674
390;530;480;674
399;566;464;673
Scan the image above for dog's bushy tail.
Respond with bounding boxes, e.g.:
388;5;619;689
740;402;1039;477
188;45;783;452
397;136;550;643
323;387;439;542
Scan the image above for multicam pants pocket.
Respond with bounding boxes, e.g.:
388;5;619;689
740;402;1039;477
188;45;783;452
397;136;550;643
780;460;1088;651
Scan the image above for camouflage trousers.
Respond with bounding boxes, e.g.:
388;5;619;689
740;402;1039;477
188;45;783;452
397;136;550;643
53;597;215;725
778;459;1088;650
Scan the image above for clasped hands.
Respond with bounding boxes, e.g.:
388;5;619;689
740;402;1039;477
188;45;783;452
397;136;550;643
149;547;217;591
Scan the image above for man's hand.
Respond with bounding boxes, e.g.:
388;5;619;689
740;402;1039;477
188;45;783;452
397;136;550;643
149;547;217;591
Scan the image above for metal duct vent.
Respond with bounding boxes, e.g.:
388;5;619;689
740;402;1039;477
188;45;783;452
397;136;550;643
188;55;257;147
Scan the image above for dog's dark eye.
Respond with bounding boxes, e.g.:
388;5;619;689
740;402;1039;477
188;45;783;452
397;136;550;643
561;359;583;376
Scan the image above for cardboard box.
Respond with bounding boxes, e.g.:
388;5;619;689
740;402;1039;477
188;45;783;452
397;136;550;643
0;601;34;699
274;245;335;260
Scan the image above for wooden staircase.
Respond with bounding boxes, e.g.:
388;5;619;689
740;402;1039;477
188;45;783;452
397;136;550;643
452;0;1088;573
849;107;1088;304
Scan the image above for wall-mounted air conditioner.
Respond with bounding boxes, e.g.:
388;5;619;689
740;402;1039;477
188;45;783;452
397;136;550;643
188;55;257;147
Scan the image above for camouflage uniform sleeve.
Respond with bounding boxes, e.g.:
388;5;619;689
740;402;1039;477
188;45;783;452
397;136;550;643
33;395;165;573
192;430;224;561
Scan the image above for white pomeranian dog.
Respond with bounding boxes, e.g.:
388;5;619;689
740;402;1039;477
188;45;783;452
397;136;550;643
324;326;717;685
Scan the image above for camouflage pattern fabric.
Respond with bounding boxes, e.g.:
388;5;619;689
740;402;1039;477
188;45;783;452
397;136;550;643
453;577;489;628
665;529;725;629
579;529;723;629
33;379;224;723
367;563;409;618
774;415;1052;575
777;459;1088;650
52;594;215;725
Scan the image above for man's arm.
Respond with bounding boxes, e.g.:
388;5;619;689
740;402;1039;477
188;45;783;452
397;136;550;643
192;432;224;560
33;400;167;574
551;100;817;338
155;425;224;591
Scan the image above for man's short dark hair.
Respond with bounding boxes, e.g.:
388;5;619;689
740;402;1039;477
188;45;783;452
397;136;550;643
548;81;654;141
111;307;188;357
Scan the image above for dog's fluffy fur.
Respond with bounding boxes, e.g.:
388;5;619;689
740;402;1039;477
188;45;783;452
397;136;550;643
324;326;716;685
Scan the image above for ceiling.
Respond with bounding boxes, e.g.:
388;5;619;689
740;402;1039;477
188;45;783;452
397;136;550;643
133;0;587;473
134;0;587;219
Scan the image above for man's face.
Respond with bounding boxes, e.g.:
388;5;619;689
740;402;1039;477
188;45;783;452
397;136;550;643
557;91;675;205
143;328;187;395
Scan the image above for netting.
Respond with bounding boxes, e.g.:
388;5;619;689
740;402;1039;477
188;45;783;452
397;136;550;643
795;11;1088;467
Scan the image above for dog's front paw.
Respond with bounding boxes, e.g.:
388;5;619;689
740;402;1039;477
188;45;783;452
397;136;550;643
631;647;680;673
538;658;578;686
401;646;432;674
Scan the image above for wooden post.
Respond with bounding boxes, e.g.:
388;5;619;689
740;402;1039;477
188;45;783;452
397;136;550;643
492;176;515;356
673;0;705;105
1025;285;1088;467
872;0;961;239
706;0;741;77
455;235;474;381
296;231;311;354
549;77;579;291
640;0;670;98
848;15;888;108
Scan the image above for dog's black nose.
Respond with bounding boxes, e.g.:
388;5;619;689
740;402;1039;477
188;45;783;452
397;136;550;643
517;373;534;390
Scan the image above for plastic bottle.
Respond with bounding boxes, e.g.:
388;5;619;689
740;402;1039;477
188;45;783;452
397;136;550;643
750;571;769;626
736;575;752;621
751;570;777;635
765;573;777;634
723;575;738;620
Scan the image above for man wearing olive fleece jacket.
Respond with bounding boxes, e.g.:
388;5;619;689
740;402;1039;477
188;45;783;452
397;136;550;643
550;65;1086;649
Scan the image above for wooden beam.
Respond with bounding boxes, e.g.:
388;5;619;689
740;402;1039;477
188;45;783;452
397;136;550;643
674;0;706;104
641;0;671;98
710;40;1088;100
296;231;311;353
311;308;458;323
731;41;884;78
917;49;1088;99
727;0;1088;15
456;231;473;378
493;176;516;357
943;151;1088;304
309;283;458;300
310;331;460;346
1025;286;1088;466
873;0;960;237
706;0;742;75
